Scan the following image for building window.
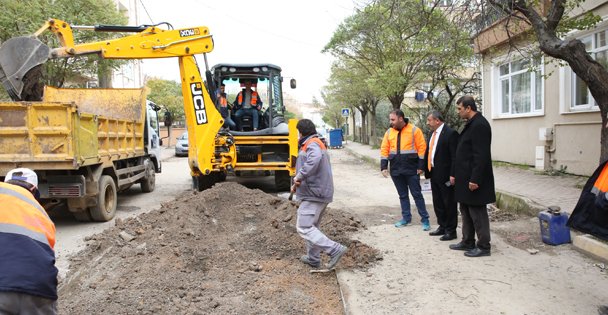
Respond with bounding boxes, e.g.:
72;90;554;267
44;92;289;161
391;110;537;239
496;56;543;116
571;30;606;111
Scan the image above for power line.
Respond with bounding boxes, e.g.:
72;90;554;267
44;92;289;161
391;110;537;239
139;0;154;24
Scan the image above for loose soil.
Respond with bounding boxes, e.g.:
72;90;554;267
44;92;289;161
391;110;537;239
58;182;381;314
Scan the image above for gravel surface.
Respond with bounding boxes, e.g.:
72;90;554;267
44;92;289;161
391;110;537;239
58;182;380;314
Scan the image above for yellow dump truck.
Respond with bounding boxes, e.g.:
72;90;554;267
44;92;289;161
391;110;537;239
0;86;162;221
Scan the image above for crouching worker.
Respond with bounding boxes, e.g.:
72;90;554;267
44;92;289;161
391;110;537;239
0;168;58;315
292;119;348;270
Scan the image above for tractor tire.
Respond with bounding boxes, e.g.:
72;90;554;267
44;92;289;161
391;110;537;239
89;175;118;222
192;175;215;191
140;158;156;193
274;170;291;192
217;171;227;182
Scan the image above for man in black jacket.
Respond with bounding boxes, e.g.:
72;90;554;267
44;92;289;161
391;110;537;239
424;111;458;241
449;96;496;257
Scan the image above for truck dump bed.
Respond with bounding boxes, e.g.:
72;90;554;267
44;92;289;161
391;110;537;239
0;86;146;175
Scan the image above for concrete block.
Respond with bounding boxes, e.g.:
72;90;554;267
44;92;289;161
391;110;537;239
495;190;545;217
572;234;608;263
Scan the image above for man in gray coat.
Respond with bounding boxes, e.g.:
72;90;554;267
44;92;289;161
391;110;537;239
292;119;348;270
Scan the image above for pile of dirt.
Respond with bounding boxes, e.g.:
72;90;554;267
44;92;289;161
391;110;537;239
58;182;381;314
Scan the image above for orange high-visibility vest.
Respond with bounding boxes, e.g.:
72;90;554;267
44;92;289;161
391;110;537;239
301;137;327;152
237;90;259;105
0;182;55;250
592;163;608;195
220;96;228;107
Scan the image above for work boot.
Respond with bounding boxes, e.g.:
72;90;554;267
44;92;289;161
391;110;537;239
326;245;348;270
422;220;431;231
394;219;410;228
299;255;320;268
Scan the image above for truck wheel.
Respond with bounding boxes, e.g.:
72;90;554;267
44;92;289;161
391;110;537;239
140;159;156;193
89;175;118;222
192;175;215;191
274;171;291;191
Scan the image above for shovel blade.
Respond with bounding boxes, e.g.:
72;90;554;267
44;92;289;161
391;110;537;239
0;37;50;100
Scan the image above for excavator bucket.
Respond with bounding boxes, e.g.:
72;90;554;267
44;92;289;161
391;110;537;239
0;37;50;100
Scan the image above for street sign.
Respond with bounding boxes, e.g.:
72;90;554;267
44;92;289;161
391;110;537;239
341;108;350;117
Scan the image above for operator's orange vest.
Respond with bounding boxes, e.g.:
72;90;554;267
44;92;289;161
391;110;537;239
237;90;259;105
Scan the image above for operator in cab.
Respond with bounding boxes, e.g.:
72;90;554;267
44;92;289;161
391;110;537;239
233;79;263;131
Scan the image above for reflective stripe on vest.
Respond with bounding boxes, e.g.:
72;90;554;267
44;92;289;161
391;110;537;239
0;223;51;247
237;91;259;105
0;182;55;249
387;126;418;157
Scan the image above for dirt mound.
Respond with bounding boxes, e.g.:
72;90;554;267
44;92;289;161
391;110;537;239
58;182;381;314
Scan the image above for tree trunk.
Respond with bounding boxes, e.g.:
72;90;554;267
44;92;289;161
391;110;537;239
361;111;368;144
388;93;404;110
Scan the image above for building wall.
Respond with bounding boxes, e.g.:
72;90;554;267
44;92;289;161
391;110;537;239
480;11;605;176
111;0;144;88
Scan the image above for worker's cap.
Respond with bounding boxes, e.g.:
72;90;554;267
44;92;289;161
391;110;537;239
4;168;38;188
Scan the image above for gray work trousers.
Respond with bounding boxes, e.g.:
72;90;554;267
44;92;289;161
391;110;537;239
0;292;56;315
296;200;341;265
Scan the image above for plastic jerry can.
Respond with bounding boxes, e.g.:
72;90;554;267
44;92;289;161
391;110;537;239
538;206;571;245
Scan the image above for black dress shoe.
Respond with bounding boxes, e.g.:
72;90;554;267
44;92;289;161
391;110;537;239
440;233;457;241
429;228;445;236
464;248;491;257
449;242;475;251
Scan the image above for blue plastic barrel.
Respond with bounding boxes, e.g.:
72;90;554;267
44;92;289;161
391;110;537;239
538;206;571;245
329;129;343;148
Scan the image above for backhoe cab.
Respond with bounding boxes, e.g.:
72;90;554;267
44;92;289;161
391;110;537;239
207;64;299;191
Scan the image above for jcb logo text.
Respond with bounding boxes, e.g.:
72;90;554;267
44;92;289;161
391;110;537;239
191;83;207;125
180;29;200;37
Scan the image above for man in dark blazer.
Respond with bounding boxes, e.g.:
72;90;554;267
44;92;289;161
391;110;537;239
449;96;496;258
424;111;458;241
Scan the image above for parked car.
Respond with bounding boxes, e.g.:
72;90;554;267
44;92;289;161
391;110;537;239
175;132;188;157
316;128;329;148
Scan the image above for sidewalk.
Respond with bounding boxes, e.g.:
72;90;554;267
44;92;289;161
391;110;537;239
342;140;607;262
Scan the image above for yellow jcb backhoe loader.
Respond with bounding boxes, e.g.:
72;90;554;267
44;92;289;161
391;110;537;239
0;19;296;220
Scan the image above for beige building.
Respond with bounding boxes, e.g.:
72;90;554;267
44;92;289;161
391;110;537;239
474;1;606;176
111;0;144;88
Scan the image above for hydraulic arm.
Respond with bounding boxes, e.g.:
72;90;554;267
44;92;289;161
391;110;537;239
0;19;231;183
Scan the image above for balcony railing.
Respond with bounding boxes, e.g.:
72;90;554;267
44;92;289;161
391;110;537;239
474;1;510;35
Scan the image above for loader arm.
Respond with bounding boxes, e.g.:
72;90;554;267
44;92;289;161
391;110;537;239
0;19;228;181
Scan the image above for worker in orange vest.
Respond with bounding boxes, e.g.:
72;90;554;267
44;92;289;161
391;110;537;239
216;83;236;130
233;80;263;131
380;109;431;231
0;168;57;314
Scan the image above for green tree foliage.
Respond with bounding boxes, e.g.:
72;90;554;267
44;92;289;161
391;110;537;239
323;59;381;144
0;0;128;88
324;0;457;110
323;0;478;142
146;78;185;123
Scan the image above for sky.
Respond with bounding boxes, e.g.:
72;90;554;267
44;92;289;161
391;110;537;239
134;0;359;103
